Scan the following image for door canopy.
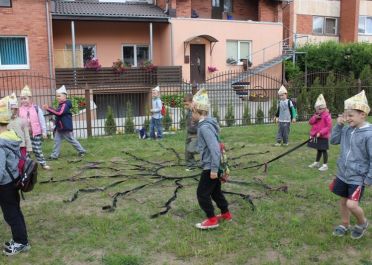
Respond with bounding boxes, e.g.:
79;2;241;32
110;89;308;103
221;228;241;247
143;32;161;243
184;35;219;56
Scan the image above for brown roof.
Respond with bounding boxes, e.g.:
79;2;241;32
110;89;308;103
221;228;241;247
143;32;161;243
51;0;169;22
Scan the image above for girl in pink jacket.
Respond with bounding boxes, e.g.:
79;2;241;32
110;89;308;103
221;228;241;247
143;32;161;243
18;85;50;170
308;94;332;171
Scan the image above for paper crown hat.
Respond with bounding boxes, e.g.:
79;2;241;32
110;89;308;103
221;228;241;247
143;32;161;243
314;94;326;108
344;90;370;114
56;85;67;95
0;96;11;124
193;88;209;111
20;85;32;97
8;93;18;109
152;85;160;92
278;85;288;95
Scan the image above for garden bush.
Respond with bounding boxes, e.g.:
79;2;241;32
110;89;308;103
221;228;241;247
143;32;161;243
225;102;235;127
104;106;117;136
124;101;135;134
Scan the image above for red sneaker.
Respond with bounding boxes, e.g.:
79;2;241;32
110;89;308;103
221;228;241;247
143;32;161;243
195;216;219;229
216;211;232;222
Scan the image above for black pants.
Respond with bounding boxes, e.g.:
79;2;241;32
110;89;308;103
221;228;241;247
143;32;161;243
0;182;28;245
316;150;328;164
197;170;229;218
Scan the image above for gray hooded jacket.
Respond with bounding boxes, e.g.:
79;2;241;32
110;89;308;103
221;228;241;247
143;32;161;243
197;117;221;173
330;123;372;186
0;131;21;185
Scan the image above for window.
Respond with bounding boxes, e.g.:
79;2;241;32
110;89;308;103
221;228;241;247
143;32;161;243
226;40;251;65
0;0;11;7
359;16;372;34
66;44;96;66
0;37;29;70
224;0;232;13
312;16;338;35
122;45;149;67
212;0;220;7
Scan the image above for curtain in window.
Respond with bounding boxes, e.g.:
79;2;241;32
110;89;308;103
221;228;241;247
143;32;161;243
313;17;323;34
359;17;366;33
0;38;27;65
367;17;372;34
240;42;250;61
227;41;238;63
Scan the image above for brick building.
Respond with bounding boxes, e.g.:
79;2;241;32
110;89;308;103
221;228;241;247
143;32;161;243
283;0;372;45
0;0;52;77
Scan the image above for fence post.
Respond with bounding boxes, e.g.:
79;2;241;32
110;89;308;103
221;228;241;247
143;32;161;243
192;82;198;95
85;86;92;138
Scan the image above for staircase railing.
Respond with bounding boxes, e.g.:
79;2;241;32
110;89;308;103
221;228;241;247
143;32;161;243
244;36;293;68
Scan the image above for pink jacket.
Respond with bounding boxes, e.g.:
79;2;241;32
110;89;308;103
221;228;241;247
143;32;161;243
19;105;46;137
309;110;332;139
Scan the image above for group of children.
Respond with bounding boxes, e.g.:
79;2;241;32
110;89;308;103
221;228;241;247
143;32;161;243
0;82;371;256
0;84;86;255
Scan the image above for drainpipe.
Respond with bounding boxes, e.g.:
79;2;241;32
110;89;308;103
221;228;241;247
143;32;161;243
45;0;55;96
170;18;174;65
149;22;153;61
71;20;76;68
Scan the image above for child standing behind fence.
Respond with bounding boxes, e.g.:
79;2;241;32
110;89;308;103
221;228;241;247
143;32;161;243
7;93;32;173
18;85;50;170
42;85;86;159
307;94;332;171
184;93;198;171
330;90;371;239
274;85;296;146
150;86;163;140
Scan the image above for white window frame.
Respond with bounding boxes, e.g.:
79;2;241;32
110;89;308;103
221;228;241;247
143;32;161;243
359;16;372;35
312;16;338;36
122;44;149;67
226;40;252;65
0;36;29;70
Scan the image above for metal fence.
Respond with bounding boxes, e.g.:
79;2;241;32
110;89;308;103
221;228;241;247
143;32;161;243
0;70;371;138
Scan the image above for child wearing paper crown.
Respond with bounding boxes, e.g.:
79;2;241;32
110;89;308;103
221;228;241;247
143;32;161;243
150;86;163;140
0;96;31;255
330;90;371;239
42;85;86;159
307;94;332;171
274;85;296;146
19;85;50;170
7;93;32;173
192;89;232;229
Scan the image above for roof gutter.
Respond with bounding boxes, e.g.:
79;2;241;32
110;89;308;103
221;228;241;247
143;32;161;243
51;15;169;23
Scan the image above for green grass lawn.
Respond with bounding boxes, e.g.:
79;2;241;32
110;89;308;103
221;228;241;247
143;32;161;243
1;121;372;265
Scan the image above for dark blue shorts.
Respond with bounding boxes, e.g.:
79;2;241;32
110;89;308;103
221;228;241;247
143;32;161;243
330;177;365;202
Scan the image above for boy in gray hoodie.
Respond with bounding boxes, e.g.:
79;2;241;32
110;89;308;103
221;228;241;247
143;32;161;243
0;96;30;255
192;89;231;229
330;90;372;239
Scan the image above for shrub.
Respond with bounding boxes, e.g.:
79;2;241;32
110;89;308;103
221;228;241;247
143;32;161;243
104;106;116;136
256;105;264;124
124;101;135;134
179;108;187;130
162;107;172;131
323;72;336;113
268;97;278;122
161;94;184;108
225;102;235;127
212;101;220;125
242;103;251;126
296;88;311;121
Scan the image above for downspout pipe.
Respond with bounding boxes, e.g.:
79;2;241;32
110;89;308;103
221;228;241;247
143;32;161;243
46;0;55;93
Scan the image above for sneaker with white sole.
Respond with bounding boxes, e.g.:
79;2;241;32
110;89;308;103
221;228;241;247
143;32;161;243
41;165;51;170
3;242;30;256
274;143;282;147
3;239;13;248
318;164;328;171
195;216;219;229
308;162;320;168
332;225;349;237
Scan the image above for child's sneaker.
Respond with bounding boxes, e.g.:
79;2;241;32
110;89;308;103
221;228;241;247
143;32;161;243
308;162;320;168
185;168;195;172
195;216;219;229
332;225;349;237
351;220;368;239
274;143;281;147
41;164;50;170
78;152;86;157
3;242;30;256
318;164;328;171
283;143;289;146
48;156;58;161
216;211;232;222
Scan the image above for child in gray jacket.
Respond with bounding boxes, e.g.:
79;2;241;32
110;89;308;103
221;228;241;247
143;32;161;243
330;90;372;239
192;89;231;229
